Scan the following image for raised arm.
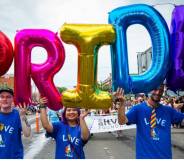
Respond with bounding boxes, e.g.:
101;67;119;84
39;97;53;133
18;103;31;137
79;110;90;141
113;88;128;125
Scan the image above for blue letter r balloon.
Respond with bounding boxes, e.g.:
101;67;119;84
109;4;170;94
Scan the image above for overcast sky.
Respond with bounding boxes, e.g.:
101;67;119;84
0;0;183;88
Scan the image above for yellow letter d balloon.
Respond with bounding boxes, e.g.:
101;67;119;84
60;24;115;109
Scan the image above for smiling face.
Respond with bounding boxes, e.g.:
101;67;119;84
150;85;164;103
65;108;79;122
0;92;14;111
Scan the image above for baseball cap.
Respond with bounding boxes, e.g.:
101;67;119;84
0;87;14;96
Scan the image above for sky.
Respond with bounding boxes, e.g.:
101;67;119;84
0;0;183;88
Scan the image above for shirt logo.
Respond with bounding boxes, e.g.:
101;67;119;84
65;144;73;158
144;118;166;127
151;129;160;141
0;134;5;147
0;123;4;131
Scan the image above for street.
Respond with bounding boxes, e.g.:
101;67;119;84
23;116;184;159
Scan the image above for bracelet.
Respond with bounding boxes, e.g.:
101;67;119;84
39;104;46;109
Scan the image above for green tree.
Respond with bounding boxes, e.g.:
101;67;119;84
57;87;67;93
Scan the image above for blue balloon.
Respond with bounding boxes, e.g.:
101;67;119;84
108;4;170;94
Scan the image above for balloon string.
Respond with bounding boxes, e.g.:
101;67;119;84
152;3;176;7
55;26;61;36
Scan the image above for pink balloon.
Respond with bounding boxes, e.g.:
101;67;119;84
0;31;13;76
14;29;65;110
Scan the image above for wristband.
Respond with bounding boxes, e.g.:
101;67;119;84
39;104;46;109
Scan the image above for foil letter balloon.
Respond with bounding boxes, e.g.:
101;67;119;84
0;31;13;76
14;29;65;110
60;24;115;109
167;5;184;91
109;4;170;93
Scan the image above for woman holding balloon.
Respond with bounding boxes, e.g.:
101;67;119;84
38;97;90;159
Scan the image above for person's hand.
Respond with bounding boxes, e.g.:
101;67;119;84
80;109;89;120
17;102;28;117
113;87;125;105
174;102;184;109
39;97;48;106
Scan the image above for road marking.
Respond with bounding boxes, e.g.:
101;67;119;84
24;133;49;159
104;147;114;159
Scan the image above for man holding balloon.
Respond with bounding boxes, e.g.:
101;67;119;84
115;85;184;159
0;87;31;159
110;4;184;159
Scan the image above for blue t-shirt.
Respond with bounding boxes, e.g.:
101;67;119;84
0;109;23;159
126;102;184;159
47;121;88;159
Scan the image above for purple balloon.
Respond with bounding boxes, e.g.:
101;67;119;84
170;6;184;33
167;5;184;91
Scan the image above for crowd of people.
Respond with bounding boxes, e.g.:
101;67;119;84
0;84;184;159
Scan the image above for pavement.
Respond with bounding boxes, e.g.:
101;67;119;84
22;114;184;159
171;127;184;151
27;114;37;124
26;113;184;152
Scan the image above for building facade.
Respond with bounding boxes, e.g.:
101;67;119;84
0;74;14;89
137;47;152;74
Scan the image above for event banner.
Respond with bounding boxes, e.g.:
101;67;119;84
85;115;136;133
